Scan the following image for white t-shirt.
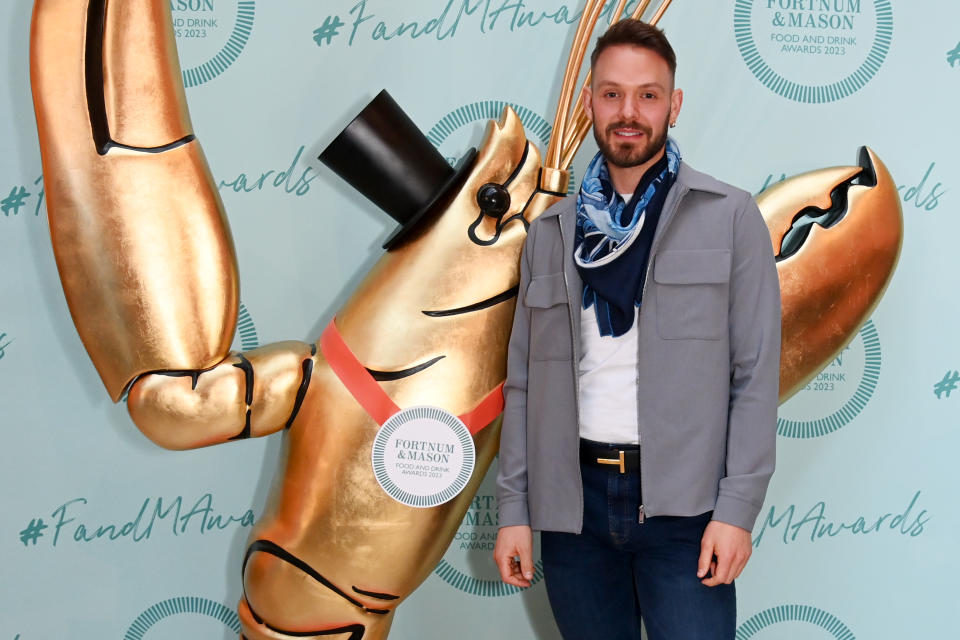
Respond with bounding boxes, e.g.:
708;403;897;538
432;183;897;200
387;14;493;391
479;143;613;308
578;306;640;444
577;192;641;444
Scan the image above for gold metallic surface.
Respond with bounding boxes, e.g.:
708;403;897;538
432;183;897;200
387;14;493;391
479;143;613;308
546;0;606;169
103;0;193;147
540;166;570;194
128;341;317;450
30;0;238;401
757;148;903;401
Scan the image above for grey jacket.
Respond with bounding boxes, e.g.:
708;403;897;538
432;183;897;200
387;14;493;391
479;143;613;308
496;162;781;533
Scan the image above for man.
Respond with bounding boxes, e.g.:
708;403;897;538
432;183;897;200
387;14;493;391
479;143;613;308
493;19;781;640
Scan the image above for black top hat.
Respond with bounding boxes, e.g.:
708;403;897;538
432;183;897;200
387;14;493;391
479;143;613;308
319;90;477;250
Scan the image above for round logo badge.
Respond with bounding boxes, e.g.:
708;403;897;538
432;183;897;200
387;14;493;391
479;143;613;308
171;0;256;88
777;320;881;438
371;406;475;508
124;596;240;639
734;0;892;103
736;604;855;639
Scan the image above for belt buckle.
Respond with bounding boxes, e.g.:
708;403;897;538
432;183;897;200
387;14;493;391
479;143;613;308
596;450;625;474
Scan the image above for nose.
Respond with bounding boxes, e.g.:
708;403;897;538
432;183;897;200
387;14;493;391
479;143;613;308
618;93;640;121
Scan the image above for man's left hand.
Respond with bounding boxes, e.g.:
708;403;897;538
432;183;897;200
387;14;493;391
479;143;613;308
697;520;752;586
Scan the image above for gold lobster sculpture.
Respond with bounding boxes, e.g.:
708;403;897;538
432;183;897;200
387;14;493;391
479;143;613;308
30;0;901;637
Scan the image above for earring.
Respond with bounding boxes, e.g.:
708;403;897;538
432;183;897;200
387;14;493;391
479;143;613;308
669;121;677;128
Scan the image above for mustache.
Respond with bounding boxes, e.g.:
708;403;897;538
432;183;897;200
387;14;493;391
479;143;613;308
605;121;652;137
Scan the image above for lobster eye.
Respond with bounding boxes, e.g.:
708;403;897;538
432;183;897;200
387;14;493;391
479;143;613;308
476;183;511;218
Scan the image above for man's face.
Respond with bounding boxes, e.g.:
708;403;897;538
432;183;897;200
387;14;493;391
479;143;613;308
583;45;682;169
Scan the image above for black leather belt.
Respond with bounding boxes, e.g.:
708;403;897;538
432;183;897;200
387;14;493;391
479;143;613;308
579;438;640;473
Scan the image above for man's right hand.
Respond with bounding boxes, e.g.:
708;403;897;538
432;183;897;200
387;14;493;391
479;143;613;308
493;525;535;588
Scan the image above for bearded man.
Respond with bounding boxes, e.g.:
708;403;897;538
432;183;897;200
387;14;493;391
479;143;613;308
493;19;781;640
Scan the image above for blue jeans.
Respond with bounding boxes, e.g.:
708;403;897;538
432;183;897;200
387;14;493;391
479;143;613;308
541;464;735;640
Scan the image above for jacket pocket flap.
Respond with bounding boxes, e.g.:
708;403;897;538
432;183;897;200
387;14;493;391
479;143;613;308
525;273;568;308
654;250;731;285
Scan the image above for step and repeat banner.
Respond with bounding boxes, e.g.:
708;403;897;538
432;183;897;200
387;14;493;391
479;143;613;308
2;1;957;638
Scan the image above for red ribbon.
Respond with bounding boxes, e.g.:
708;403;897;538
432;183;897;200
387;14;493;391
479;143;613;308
320;320;504;435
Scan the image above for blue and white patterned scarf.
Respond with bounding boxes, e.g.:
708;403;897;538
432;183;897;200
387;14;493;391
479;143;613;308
574;138;681;337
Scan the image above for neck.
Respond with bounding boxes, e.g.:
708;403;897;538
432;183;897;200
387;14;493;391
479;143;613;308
606;145;666;194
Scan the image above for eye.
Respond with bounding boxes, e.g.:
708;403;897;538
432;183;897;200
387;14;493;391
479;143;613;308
604;91;618;98
642;92;656;99
476;183;511;218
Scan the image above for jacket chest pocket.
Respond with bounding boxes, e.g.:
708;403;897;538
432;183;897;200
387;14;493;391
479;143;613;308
654;250;731;340
525;272;573;361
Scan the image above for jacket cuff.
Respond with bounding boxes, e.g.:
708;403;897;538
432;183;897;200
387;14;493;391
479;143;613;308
712;493;763;532
497;497;530;528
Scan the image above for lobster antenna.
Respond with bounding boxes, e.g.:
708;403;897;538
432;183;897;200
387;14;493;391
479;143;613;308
564;0;648;150
554;0;676;172
543;0;607;172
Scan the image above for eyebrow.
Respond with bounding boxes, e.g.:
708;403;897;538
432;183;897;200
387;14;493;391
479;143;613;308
595;81;666;91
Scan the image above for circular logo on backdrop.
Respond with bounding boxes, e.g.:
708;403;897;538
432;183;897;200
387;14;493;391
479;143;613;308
428;101;576;194
372;406;475;507
124;596;240;638
234;302;261;350
171;0;256;88
777;320;881;438
736;604;856;639
733;0;892;103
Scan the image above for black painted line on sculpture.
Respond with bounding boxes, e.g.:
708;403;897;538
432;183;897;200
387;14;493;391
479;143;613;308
351;586;401;601
85;0;111;154
776;173;860;262
233;354;255;405
154;369;203;391
243;540;391;616
101;135;196;154
502;142;531;189
777;147;878;263
265;622;365;639
422;286;519;317
84;0;196;156
285;357;314;429
230;409;252;441
366;355;445;381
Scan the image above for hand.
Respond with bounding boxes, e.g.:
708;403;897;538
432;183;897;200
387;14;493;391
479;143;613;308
494;525;534;588
697;520;752;587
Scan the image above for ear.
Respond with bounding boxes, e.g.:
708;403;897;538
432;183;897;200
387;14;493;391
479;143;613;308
670;88;683;125
581;84;594;123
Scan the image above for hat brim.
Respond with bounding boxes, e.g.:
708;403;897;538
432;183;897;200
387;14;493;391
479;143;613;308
381;147;478;250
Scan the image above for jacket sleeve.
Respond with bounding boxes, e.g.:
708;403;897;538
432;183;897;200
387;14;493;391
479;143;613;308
713;192;781;532
496;221;537;528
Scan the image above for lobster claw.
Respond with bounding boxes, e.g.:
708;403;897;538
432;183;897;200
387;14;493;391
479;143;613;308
31;0;238;400
757;147;903;402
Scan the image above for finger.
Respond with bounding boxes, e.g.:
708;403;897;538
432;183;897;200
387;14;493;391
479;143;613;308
518;545;535;582
701;556;723;587
504;557;531;588
495;550;521;585
697;539;714;578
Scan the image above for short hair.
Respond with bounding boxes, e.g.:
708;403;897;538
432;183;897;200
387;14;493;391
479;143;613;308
590;18;677;77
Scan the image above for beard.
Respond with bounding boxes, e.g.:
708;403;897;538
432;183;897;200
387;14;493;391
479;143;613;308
593;112;670;169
